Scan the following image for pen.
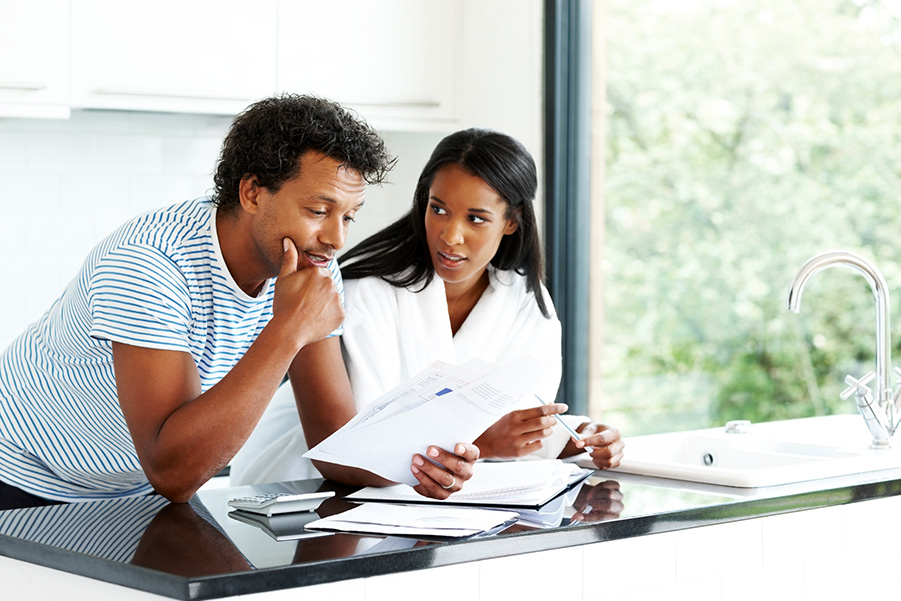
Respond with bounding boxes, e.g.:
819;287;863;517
536;396;593;450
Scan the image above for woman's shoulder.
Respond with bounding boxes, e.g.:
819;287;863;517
488;267;557;318
344;274;397;297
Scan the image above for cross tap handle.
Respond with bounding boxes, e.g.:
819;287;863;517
841;371;875;401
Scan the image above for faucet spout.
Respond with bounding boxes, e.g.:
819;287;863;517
788;250;894;446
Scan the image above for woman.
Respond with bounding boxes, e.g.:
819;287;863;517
231;128;623;487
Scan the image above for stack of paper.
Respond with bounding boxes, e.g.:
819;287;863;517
345;460;592;511
304;357;547;486
304;503;519;538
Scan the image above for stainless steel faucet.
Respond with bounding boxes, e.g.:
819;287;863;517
788;250;895;448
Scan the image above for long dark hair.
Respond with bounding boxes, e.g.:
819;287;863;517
339;128;550;318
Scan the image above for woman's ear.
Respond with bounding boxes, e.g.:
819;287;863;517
503;208;521;236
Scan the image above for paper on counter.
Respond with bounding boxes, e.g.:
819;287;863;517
304;356;546;485
346;460;591;509
304;503;518;538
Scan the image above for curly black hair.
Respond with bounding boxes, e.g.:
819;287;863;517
212;94;395;212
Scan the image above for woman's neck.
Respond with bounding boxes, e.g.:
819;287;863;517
444;271;491;336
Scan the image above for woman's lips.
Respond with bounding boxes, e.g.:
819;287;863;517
437;250;466;269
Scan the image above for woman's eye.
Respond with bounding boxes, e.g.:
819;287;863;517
344;215;356;223
469;215;486;224
430;204;446;215
309;209;327;217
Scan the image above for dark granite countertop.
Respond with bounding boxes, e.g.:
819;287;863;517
2;466;901;600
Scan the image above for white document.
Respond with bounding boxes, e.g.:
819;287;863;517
345;460;591;509
304;503;518;538
304;356;546;485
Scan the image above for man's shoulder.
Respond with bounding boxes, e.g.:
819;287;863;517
106;198;214;253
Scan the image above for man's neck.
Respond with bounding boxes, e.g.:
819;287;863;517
215;209;268;297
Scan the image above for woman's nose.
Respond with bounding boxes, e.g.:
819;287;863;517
441;220;464;245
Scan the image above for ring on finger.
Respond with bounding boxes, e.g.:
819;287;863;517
441;475;456;490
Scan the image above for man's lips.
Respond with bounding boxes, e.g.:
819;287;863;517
304;251;334;267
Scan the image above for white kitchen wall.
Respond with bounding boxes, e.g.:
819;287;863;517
0;110;443;350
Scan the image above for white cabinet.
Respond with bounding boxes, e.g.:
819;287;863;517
0;0;70;118
277;0;460;130
69;0;278;115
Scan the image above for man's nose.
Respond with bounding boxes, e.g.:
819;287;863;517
321;217;346;250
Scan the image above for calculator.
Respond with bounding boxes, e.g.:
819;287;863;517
227;491;335;516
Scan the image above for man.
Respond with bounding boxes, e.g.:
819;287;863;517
0;94;404;507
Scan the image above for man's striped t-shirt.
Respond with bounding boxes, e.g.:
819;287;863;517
0;198;343;501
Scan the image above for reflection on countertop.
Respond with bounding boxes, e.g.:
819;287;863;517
1;466;900;600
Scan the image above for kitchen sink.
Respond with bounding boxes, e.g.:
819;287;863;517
600;414;901;488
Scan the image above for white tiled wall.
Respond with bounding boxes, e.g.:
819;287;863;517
0;111;434;350
0;111;229;348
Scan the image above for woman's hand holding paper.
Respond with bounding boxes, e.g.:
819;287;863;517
410;443;479;499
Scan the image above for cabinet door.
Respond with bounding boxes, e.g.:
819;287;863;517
0;0;70;118
277;0;459;129
70;0;278;115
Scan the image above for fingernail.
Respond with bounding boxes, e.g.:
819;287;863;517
413;455;424;466
283;238;290;251
428;447;439;458
559;403;569;412
411;465;420;474
456;444;465;455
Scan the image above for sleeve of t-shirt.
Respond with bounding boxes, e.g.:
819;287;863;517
87;244;194;352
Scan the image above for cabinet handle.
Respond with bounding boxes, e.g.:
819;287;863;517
342;97;442;109
94;87;252;102
0;82;47;91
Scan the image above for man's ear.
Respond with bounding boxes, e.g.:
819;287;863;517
238;176;263;214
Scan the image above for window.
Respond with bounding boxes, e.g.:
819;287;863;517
594;0;901;434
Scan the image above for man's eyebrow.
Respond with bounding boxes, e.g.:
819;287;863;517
311;195;365;210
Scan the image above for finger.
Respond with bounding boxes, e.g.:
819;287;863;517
528;403;568;418
426;446;474;481
454;443;480;462
410;455;459;498
410;462;453;499
280;237;299;277
577;425;621;448
589;439;625;469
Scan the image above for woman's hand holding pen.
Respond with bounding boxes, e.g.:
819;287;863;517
570;422;625;469
410;443;479;499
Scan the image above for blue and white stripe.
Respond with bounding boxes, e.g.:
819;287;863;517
0;198;343;501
